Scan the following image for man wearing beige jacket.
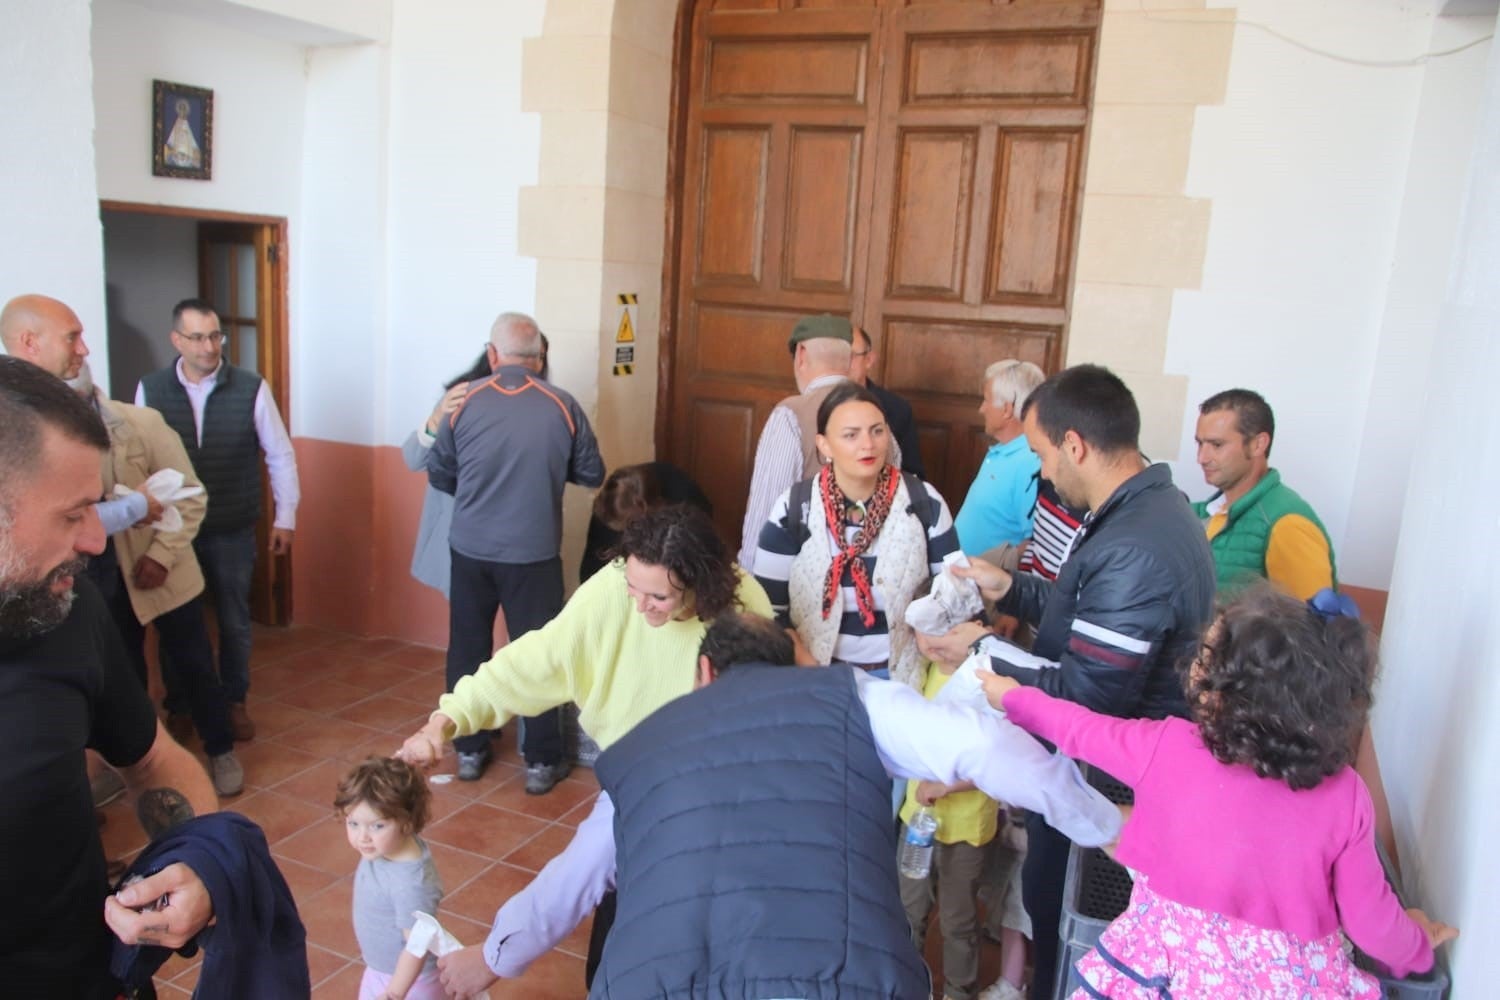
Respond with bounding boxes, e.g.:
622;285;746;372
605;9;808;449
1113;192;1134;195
71;362;243;798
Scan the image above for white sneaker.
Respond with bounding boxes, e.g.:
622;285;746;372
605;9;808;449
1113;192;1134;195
977;980;1027;1000
209;751;245;797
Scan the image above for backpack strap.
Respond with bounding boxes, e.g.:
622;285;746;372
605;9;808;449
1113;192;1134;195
901;471;935;535
784;476;816;550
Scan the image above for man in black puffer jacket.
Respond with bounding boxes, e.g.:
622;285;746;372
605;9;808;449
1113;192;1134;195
925;364;1216;999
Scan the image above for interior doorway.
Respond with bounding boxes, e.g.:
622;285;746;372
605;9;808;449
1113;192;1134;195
99;200;292;626
657;0;1101;540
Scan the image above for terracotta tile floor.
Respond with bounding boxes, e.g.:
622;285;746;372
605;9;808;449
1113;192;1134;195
96;623;600;999
97;623;1002;998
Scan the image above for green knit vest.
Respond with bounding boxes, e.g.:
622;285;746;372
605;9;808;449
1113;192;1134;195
1192;469;1337;594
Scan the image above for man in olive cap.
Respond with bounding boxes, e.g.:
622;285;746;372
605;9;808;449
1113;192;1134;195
738;314;853;570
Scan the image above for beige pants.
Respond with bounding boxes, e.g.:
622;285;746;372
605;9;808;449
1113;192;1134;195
899;834;988;1000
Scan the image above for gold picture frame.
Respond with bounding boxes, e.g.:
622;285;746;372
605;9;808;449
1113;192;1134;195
152;79;213;180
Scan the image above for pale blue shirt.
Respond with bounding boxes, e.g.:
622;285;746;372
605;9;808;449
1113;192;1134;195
480;669;1121;978
95;492;147;536
954;435;1040;555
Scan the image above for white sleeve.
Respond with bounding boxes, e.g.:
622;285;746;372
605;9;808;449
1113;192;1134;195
483;793;617;977
252;381;300;530
739;406;804;570
854;671;1120;846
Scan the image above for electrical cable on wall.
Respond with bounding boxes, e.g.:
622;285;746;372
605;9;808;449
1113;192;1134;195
1136;1;1493;68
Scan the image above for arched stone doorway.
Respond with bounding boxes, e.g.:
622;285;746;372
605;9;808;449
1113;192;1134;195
517;0;1230;556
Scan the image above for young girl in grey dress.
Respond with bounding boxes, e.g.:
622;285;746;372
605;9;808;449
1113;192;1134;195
335;757;445;1000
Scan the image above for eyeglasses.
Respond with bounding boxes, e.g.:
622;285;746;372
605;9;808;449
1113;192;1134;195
176;330;227;346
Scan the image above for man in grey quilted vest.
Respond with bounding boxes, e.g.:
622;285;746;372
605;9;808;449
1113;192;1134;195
137;298;301;743
432;613;1123;999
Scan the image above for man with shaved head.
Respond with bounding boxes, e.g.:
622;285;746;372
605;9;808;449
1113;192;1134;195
0;293;90;380
0;295;161;537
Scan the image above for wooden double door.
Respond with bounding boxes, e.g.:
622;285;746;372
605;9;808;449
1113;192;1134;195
660;0;1101;541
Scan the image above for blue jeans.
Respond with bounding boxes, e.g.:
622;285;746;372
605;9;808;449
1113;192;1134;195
191;524;257;704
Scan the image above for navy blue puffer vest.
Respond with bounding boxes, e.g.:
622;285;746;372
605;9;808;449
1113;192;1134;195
591;664;930;1000
140;363;262;534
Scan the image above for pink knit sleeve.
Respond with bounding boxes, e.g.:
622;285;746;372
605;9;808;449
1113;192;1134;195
1330;776;1433;978
1001;686;1170;787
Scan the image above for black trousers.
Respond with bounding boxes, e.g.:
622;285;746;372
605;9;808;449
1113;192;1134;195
89;543;236;757
1022;809;1072;1000
445;549;564;764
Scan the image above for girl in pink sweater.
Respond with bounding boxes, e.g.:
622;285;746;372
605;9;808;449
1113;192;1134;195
982;588;1456;999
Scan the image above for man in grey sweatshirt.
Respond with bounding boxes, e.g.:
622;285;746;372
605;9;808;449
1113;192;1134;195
428;312;604;789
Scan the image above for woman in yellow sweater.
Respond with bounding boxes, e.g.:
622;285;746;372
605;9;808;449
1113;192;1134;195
398;504;772;769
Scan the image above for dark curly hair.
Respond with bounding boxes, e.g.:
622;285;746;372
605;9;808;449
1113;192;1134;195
333;756;433;834
1185;587;1374;791
616;504;741;620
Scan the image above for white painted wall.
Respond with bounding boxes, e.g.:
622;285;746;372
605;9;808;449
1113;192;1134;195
296;43;389;446
0;0;110;389
1373;34;1500;994
92;0;309;219
1343;13;1493;587
100;210;198;399
380;0;543;446
1164;0;1492;589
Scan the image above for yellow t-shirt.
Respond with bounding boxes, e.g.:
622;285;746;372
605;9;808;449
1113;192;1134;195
898;664;999;848
439;560;773;750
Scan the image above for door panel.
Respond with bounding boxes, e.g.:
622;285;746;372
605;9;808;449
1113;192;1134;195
665;0;1099;535
987;129;1083;305
783;128;862;292
887;129;978;299
697;127;771;283
199;221;290;626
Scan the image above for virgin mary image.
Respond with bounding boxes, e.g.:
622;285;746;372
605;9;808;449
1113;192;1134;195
164;97;202;169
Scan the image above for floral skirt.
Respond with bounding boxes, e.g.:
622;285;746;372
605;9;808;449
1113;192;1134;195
1070;878;1382;999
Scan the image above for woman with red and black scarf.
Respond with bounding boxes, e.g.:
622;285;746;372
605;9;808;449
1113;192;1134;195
752;380;960;691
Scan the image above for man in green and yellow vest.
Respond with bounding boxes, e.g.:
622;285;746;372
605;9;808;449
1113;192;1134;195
1192;389;1335;600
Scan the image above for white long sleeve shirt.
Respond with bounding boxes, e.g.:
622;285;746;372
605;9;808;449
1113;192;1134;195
481;668;1120;977
135;360;300;530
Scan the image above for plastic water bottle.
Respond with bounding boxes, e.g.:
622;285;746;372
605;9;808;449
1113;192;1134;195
898;807;940;879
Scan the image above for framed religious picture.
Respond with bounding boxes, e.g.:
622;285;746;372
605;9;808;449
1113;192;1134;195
152;79;213;180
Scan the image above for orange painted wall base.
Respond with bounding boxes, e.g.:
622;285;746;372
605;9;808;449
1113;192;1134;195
290;438;450;648
1341;584;1389;635
288;435;1393;645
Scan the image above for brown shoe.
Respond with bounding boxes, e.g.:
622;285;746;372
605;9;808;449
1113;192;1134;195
229;703;256;742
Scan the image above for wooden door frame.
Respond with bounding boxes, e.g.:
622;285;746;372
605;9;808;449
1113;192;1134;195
654;0;698;459
99;200;290;428
98;199;293;624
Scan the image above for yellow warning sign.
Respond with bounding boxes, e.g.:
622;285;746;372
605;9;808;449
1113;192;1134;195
613;363;634;376
616;310;635;344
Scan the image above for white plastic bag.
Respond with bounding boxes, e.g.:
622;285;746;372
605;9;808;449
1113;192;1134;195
904;551;986;636
406;911;490;999
113;468;204;533
936;640;1060;715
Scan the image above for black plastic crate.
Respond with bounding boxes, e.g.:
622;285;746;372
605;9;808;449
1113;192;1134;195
1052;766;1449;999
